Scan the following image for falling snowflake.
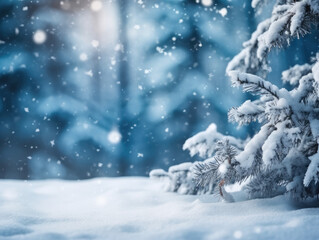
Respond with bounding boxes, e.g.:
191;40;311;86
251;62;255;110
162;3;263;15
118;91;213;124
85;70;93;77
218;8;228;17
79;53;88;61
33;30;47;44
91;40;99;48
201;0;213;7
108;130;121;144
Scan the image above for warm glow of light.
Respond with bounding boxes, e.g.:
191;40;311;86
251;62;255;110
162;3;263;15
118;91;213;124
91;0;103;12
33;30;47;44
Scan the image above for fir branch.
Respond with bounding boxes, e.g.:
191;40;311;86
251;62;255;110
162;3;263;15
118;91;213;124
245;169;287;199
228;0;319;76
183;123;245;158
192;157;222;187
226;19;271;76
228;100;266;125
228;71;280;99
215;139;238;163
192;139;241;191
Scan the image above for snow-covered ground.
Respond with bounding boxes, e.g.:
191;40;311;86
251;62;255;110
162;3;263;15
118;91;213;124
0;177;318;240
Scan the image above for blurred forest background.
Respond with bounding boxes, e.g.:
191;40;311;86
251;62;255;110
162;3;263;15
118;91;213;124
0;0;317;179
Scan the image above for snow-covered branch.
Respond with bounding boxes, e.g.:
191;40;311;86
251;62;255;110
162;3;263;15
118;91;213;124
227;0;319;76
228;100;265;126
182;123;244;159
228;71;281;99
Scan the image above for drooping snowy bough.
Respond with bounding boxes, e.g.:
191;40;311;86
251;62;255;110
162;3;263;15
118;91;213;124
150;0;319;200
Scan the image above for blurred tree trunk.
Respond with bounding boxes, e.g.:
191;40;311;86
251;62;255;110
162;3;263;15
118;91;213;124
117;0;130;175
92;12;102;104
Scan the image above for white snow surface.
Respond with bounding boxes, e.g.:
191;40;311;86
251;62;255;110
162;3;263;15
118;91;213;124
0;177;319;240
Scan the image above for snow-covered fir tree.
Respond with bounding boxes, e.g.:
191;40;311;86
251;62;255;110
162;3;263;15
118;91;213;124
151;0;319;200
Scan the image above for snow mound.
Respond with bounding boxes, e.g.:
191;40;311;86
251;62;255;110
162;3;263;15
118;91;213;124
0;178;318;240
